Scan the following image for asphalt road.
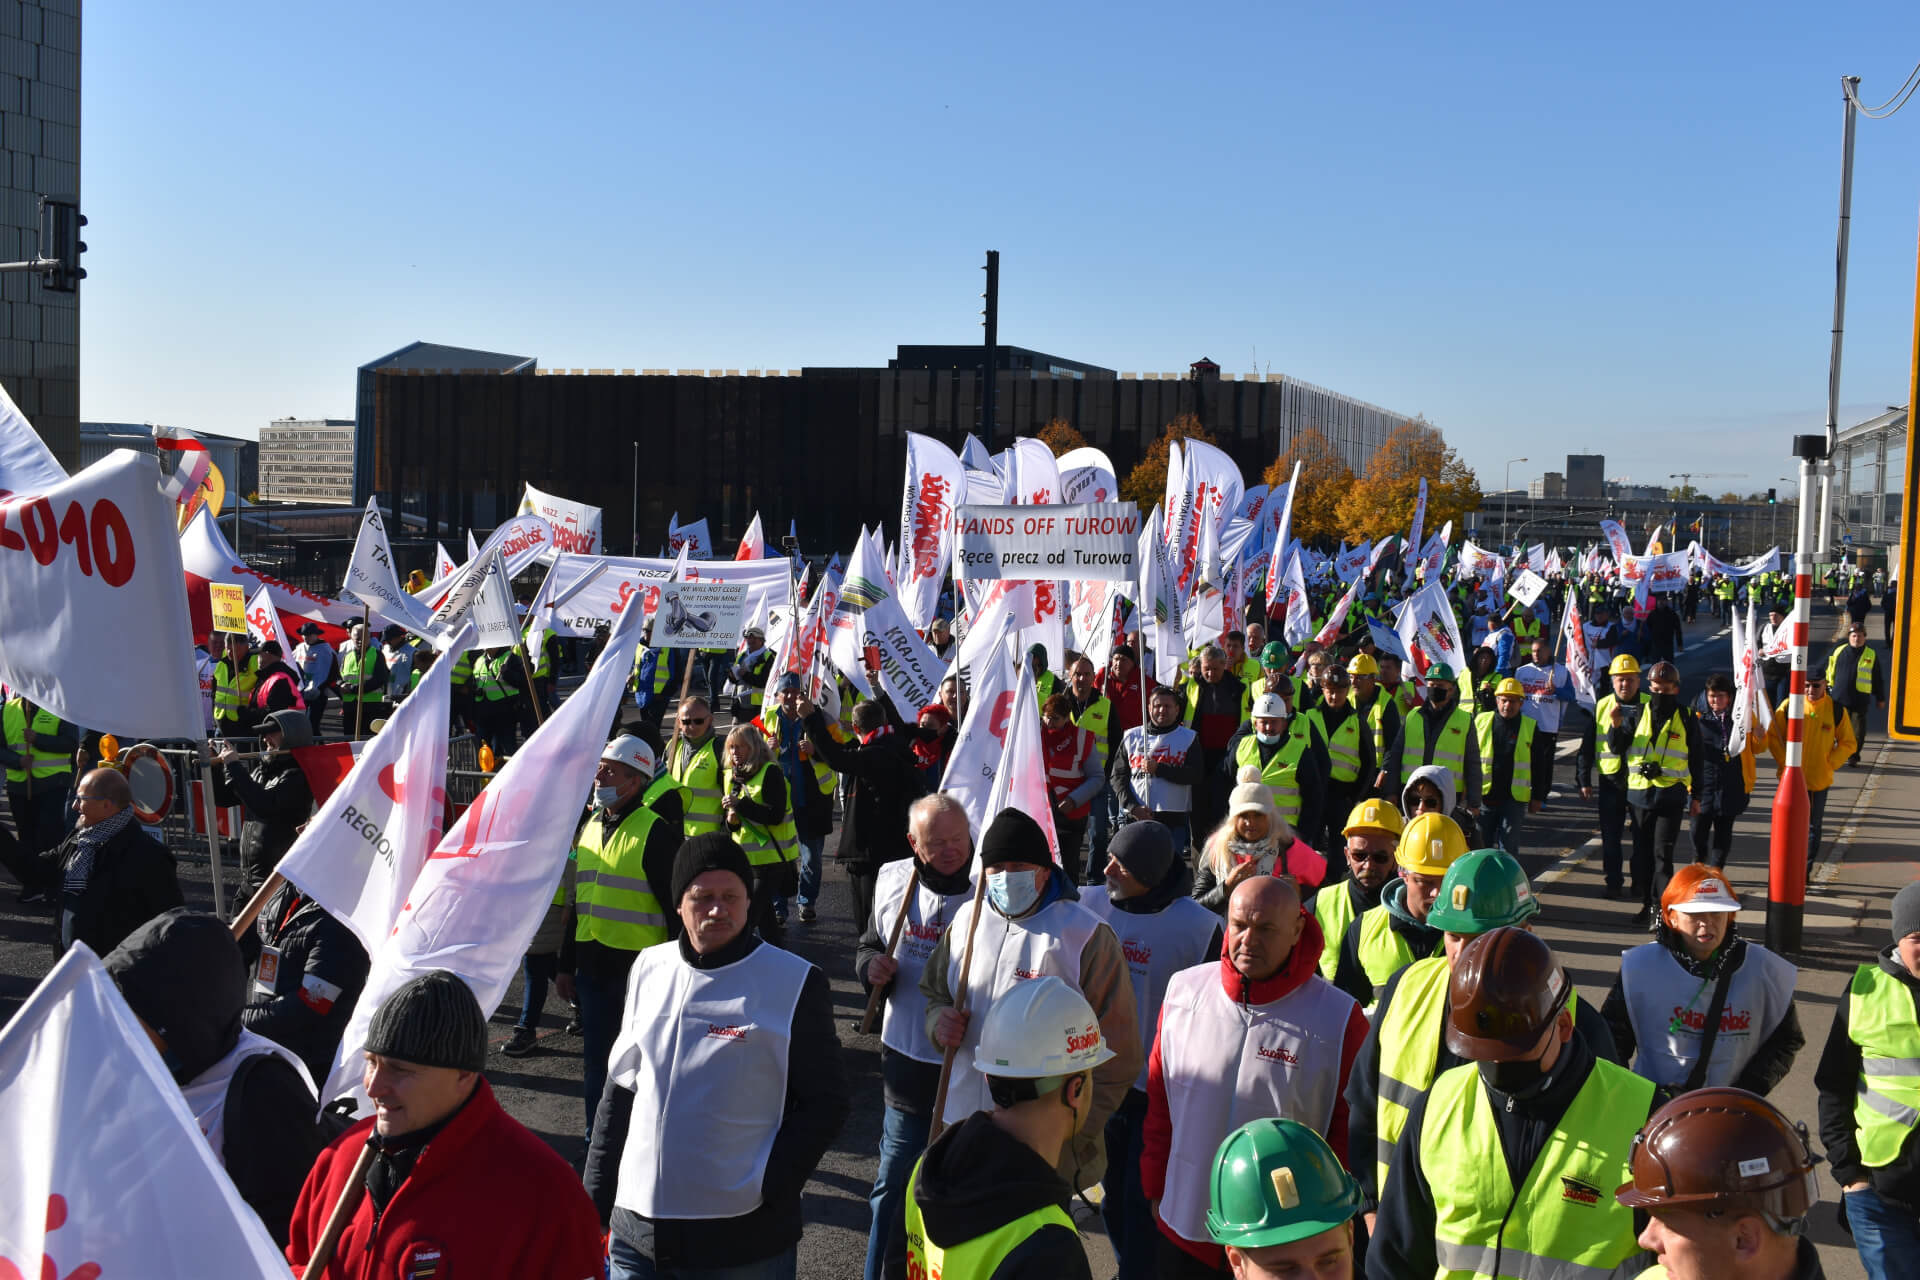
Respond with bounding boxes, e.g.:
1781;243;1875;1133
0;597;1834;1278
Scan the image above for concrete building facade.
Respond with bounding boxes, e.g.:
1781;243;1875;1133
259;417;354;504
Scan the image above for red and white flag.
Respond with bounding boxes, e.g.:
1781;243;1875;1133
275;643;456;957
243;584;283;648
181;503;360;644
152;423;212;507
320;612;642;1107
434;540;457;580
0;450;205;741
895;432;964;630
0;947;289;1276
982;658;1058;863
735;512;766;561
940;609;1023;841
1263;461;1302;613
1560;592;1598;710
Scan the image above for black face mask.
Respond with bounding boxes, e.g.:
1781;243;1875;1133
1650;691;1679;718
1481;1055;1549;1094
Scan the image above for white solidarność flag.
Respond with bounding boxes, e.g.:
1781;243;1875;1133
274;647;454;954
519;481;603;558
0;946;289;1276
940;619;1022;840
896;431;965;630
1397;580;1471;695
1056;446;1120;506
0;450;204;740
434;541;457;580
243;584;283;648
1407;476;1429;563
1264;461;1302;612
1137;505;1185;689
321;615;642;1107
1560;592;1598;710
343;497;437;635
984;658;1058;862
1729;598;1771;754
1280;550;1314;646
835;529;946;712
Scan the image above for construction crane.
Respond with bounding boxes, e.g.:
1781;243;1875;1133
1668;471;1747;494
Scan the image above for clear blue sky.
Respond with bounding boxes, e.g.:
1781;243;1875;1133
82;2;1920;497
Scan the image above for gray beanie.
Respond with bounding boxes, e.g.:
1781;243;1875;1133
1893;882;1920;943
1109;820;1175;889
365;971;487;1072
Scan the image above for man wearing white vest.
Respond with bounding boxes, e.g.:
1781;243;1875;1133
1111;685;1204;855
921;806;1140;1190
857;794;977;1280
585;833;849;1279
1082;821;1222;1280
1141;875;1367;1277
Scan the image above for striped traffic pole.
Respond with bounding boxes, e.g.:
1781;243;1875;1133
1767;444;1825;952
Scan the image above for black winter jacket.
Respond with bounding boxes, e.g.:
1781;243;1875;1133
1817;945;1920;1211
236;881;370;1086
50;819;183;958
802;705;923;874
213;754;313;875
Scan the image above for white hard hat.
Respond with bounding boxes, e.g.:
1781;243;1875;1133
1252;692;1289;720
974;975;1115;1080
601;734;656;778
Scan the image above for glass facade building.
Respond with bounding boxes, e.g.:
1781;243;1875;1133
0;0;79;468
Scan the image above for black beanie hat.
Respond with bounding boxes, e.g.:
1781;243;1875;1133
365;971;487;1073
1108;820;1175;888
980;806;1052;869
671;832;755;905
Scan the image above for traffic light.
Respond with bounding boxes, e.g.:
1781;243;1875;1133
1767;488;1777;504
37;197;85;292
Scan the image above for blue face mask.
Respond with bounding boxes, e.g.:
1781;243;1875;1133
593;784;621;809
987;868;1044;917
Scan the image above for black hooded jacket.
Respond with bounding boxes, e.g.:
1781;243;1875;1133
883;1110;1092;1280
105;909;328;1246
213;752;313;875
235;880;370;1086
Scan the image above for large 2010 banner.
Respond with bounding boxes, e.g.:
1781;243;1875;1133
0;450;204;739
954;502;1142;581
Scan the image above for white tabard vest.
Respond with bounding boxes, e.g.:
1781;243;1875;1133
939;894;1108;1126
1618;941;1797;1089
180;1029;316;1163
1081;889;1221;1090
610;941;815;1219
1121;724;1198;814
1156;963;1357;1245
871;858;975;1065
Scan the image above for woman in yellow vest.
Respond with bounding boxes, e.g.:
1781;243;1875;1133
722;725;800;935
1816;880;1920;1278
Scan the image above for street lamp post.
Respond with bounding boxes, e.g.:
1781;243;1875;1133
1504;457;1529;550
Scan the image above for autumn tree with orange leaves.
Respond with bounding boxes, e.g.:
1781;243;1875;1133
1036;419;1089;456
1335;420;1480;545
1122;415;1217;512
1261;428;1353;544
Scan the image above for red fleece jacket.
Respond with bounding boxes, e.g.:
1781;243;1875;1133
287;1078;605;1280
1138;913;1368;1268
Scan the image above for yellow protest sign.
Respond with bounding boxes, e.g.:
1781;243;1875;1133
209;581;247;635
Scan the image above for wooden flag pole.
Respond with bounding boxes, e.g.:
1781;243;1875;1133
858;864;920;1036
230;871;287;939
927;869;989;1144
304;1144;375;1275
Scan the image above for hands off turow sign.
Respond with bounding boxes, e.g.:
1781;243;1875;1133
955;503;1141;581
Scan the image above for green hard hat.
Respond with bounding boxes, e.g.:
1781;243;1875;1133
1425;662;1457;682
1206;1118;1362;1250
1260;641;1290;670
1424;848;1540;935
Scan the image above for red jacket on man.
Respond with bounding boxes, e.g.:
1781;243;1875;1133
286;1078;604;1279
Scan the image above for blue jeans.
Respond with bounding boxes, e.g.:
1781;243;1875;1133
864;1104;933;1280
796;832;824;909
515;951;557;1030
1088;782;1118;875
1479;800;1527;857
1102;1089;1154;1280
576;961;629;1139
611;1235;797;1280
1846;1186;1920;1280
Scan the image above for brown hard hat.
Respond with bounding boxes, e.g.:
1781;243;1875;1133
1616;1087;1820;1221
1443;926;1571;1062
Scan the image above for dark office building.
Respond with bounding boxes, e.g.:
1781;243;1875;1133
354;340;534;502
0;0;80;468
369;348;1420;554
1566;453;1605;500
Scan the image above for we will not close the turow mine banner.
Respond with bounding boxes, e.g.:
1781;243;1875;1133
954;502;1141;581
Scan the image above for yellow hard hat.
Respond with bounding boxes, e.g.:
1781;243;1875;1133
1495;677;1525;698
1608;654;1641;676
1343;797;1404;840
1347;653;1379;677
1398;812;1469;875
